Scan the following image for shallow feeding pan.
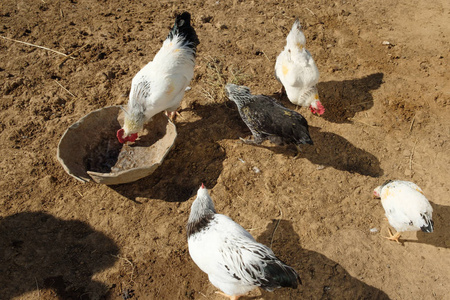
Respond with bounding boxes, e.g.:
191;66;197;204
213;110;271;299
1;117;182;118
57;106;177;185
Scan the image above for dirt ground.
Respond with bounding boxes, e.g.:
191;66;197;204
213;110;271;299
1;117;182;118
1;0;449;299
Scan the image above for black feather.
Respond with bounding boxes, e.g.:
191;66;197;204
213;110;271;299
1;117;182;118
260;261;301;290
187;213;215;238
167;12;200;53
239;94;313;146
420;218;434;233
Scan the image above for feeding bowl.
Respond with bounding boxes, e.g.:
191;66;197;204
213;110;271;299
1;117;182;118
57;106;177;185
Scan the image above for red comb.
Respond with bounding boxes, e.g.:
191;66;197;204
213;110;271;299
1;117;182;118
117;129;138;144
201;183;205;189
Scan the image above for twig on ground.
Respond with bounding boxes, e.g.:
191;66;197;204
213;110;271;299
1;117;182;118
409;139;418;170
1;35;75;59
409;113;416;133
261;50;271;62
59;43;88;67
54;80;76;98
305;7;316;16
35;277;41;299
270;202;283;248
113;255;136;283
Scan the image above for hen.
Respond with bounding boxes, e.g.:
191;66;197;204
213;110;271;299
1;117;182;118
225;84;313;154
117;12;199;143
187;184;301;300
274;19;323;115
373;180;434;243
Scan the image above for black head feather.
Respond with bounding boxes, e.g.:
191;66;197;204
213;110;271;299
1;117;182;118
167;12;200;52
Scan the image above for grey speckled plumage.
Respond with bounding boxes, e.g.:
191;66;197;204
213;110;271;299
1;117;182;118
225;84;313;147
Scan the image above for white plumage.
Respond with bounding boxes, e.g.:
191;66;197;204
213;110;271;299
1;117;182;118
275;19;324;115
187;185;300;300
117;12;199;143
373;180;434;243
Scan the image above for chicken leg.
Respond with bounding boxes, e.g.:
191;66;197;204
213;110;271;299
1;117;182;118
385;228;402;244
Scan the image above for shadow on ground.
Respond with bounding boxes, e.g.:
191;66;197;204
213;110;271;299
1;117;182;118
319;72;384;123
274;72;384;123
0;212;119;300
110;101;246;202
256;219;390;299
409;202;450;248
241;126;383;177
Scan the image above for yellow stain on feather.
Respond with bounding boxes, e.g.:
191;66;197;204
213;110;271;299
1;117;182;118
166;82;175;95
314;94;319;100
296;42;304;50
282;64;289;76
415;188;424;195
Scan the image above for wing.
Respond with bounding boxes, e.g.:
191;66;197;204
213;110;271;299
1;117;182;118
288;50;320;88
219;234;300;291
382;182;433;231
243;96;313;145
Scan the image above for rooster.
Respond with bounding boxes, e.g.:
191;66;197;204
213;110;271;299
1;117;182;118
275;19;323;115
117;12;199;143
187;184;301;300
373;180;434;244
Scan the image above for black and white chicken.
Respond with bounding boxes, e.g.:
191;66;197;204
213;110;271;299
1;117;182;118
117;12;199;143
187;184;300;300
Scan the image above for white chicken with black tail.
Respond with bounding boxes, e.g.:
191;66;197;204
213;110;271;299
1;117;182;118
187;184;301;300
373;180;434;244
275;18;324;115
117;12;199;143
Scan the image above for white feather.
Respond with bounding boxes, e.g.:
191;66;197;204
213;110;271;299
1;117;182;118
378;180;433;233
123;34;196;135
275;19;321;109
188;187;299;297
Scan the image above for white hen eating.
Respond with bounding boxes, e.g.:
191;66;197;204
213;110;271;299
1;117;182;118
373;180;434;243
117;12;199;143
275;18;324;115
187;184;300;300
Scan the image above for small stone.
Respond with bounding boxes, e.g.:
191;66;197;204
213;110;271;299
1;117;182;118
252;166;261;174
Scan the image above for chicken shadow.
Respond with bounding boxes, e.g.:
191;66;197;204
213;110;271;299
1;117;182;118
110;101;246;203
408;201;450;248
0;212;119;300
275;72;384;123
255;219;390;300
245;126;383;177
303;126;383;177
318;72;384;123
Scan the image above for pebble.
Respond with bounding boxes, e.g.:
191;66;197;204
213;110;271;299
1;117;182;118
252;166;261;174
370;228;378;233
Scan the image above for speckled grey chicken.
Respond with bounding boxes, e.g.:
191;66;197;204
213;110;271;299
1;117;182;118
225;84;313;153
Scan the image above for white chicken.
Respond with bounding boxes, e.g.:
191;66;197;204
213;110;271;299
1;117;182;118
117;12;199;143
373;180;434;243
274;19;324;115
187;184;300;300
